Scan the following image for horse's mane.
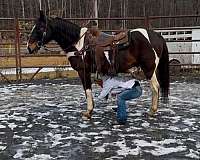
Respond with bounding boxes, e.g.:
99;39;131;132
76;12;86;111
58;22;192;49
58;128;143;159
53;17;80;30
49;17;81;49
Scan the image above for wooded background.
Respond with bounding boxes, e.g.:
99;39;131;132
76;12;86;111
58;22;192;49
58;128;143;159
1;0;200;29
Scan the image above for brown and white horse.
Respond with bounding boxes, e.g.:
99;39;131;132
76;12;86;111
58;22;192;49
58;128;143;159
27;11;169;119
93;28;170;115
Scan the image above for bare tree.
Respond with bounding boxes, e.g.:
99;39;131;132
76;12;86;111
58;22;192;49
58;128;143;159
69;0;72;18
1;0;200;29
47;0;50;16
61;0;64;17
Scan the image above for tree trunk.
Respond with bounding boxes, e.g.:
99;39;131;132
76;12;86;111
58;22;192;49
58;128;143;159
69;0;72;18
47;0;50;16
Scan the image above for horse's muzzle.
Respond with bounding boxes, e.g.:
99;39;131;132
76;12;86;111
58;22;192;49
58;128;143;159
27;43;39;54
27;46;33;54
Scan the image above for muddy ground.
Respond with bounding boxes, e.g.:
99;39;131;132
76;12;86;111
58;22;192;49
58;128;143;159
0;75;199;160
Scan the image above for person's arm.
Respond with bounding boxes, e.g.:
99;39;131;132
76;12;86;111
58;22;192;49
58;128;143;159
110;87;125;96
98;80;112;99
98;78;118;99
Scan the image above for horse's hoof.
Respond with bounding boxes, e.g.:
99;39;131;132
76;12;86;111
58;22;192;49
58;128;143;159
148;108;157;117
112;107;117;112
82;111;92;120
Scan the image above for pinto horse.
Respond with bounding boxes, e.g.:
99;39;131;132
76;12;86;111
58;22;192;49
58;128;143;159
27;11;96;119
93;28;169;115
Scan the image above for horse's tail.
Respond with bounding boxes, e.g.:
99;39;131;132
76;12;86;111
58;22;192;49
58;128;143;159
158;40;169;103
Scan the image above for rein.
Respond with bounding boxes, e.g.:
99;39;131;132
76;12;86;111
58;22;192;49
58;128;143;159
42;42;92;56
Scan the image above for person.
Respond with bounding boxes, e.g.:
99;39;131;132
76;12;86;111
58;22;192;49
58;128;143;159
97;75;142;125
87;20;114;43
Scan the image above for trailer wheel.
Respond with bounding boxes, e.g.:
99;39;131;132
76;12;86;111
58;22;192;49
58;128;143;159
169;59;181;75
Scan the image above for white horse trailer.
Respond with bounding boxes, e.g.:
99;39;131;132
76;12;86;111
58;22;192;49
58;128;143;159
156;27;200;64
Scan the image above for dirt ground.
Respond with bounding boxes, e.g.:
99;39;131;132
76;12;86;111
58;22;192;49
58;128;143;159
0;74;199;160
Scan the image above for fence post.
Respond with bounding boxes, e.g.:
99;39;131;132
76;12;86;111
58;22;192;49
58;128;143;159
14;17;19;82
15;17;22;82
17;20;22;81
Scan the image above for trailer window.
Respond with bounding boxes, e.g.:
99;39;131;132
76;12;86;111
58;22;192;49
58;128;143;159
162;32;169;35
185;31;192;34
170;32;176;35
177;31;184;34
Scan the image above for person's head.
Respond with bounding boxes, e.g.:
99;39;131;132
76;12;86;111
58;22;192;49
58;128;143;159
95;79;103;88
87;20;99;36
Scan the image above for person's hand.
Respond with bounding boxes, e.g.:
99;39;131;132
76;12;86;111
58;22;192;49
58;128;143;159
95;79;103;88
105;94;109;100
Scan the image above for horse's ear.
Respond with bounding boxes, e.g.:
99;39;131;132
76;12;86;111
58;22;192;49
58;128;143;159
39;10;46;22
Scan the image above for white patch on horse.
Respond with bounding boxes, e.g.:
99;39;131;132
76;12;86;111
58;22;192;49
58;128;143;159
150;48;160;112
27;25;36;47
104;51;111;64
66;51;86;59
86;89;93;112
30;25;36;34
131;28;160;75
130;28;150;43
66;51;75;58
75;27;88;51
66;28;87;59
131;28;160;112
152;48;159;71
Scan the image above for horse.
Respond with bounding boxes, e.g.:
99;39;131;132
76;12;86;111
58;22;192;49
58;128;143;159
91;28;169;115
27;10;96;119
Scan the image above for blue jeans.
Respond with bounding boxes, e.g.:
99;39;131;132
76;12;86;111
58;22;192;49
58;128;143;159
117;85;142;124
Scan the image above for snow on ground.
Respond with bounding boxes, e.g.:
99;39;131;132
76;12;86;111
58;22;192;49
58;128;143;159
0;67;73;75
0;78;199;159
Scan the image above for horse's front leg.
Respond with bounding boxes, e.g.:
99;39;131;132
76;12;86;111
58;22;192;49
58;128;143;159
78;70;94;119
149;72;160;116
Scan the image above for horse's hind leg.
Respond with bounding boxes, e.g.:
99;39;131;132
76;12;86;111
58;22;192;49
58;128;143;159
149;49;160;116
149;72;160;115
141;50;160;115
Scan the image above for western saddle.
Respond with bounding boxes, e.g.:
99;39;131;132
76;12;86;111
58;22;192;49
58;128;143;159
97;32;128;47
93;31;129;76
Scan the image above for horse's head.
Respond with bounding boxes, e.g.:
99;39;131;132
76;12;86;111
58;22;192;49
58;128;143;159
27;10;52;54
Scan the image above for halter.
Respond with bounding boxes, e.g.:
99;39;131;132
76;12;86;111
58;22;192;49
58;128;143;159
36;16;48;49
37;31;47;48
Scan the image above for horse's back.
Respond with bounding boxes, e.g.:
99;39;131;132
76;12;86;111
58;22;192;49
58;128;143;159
147;30;166;55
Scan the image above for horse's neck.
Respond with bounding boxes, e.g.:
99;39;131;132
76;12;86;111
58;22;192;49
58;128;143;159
52;20;80;50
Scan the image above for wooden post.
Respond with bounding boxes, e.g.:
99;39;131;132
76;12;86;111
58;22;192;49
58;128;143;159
15;17;22;81
17;20;22;81
14;18;19;82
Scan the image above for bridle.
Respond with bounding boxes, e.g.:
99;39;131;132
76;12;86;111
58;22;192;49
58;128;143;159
35;17;48;50
36;31;47;49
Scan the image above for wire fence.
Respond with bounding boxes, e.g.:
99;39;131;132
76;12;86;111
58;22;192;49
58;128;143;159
1;15;200;83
